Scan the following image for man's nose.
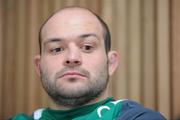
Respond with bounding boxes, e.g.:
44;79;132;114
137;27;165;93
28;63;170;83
63;45;82;67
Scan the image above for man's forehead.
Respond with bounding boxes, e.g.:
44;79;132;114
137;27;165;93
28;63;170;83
41;7;103;39
44;7;99;27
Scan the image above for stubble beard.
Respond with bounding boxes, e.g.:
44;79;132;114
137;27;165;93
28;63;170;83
40;64;109;108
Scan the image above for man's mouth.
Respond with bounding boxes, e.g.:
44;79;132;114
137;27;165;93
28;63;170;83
59;71;86;79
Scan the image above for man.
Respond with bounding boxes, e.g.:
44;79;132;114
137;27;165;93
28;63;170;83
10;6;166;120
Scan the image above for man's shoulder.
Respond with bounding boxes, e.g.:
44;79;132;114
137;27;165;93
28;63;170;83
8;108;44;120
117;99;166;120
8;113;32;120
8;99;167;120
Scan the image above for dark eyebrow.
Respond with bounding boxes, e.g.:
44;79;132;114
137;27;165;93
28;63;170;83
79;33;99;40
43;38;63;45
43;33;98;46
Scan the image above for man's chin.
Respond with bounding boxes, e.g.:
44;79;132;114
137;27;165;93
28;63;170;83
56;87;90;98
51;89;102;107
56;81;89;95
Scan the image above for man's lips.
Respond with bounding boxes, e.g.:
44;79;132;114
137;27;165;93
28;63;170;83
59;71;86;79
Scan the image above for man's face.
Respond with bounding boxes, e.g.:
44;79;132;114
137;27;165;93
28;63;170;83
35;9;116;107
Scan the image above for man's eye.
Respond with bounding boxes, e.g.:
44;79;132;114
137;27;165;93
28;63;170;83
50;47;64;53
82;45;94;52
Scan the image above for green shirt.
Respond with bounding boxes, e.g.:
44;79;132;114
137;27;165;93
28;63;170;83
12;97;123;120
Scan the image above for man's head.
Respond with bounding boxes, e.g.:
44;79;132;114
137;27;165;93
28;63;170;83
39;7;111;54
34;6;119;108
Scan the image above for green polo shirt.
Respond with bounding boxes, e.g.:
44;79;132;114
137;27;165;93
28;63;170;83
12;97;123;120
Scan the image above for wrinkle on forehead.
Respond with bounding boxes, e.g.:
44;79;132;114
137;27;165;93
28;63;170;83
41;7;103;41
43;7;101;28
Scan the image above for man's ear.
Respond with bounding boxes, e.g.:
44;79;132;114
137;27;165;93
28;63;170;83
107;51;119;76
34;55;41;77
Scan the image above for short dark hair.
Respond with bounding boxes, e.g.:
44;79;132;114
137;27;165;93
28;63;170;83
38;7;111;54
94;14;111;53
